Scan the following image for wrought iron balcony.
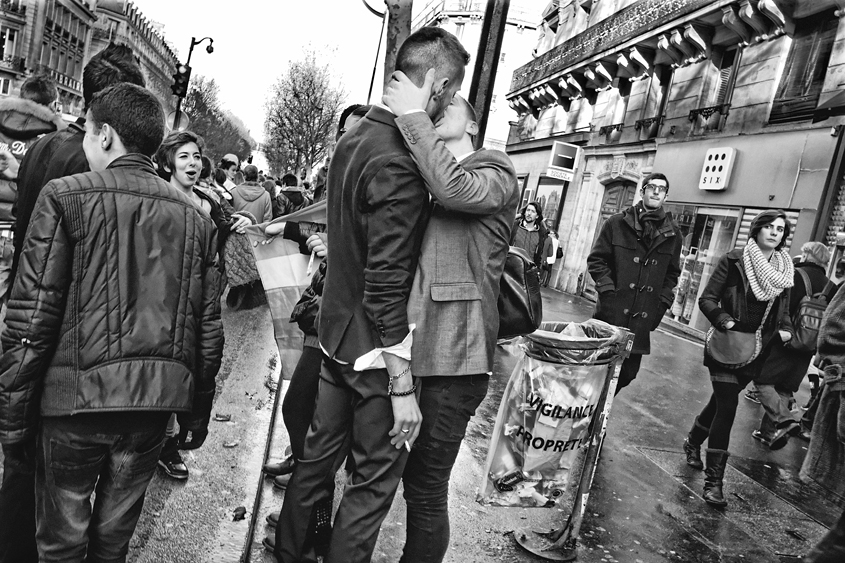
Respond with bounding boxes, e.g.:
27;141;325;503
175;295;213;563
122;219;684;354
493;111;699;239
0;55;25;73
598;123;624;136
635;115;664;130
688;103;731;122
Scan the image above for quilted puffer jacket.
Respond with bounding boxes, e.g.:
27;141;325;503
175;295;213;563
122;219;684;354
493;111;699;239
0;154;224;444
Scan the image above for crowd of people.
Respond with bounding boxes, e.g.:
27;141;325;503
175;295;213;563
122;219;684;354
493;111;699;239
0;24;841;563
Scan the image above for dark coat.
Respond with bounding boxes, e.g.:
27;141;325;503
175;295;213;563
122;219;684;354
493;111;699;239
757;262;834;390
510;219;548;267
800;282;845;508
698;249;793;379
11;117;88;291
0;155;224;444
587;204;682;354
318;106;430;363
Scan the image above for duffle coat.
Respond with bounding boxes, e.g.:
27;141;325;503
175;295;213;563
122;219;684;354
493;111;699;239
587;204;682;354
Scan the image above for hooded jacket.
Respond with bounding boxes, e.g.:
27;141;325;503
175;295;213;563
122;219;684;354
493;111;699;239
0;97;66;228
231;181;272;223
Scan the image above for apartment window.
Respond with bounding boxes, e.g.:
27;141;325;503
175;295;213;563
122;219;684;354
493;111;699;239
712;47;740;106
0;28;16;60
0;78;11;96
455;23;464;41
770;9;838;124
643;65;673;118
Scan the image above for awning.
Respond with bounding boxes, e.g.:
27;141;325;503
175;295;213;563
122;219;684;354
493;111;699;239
813;90;845;123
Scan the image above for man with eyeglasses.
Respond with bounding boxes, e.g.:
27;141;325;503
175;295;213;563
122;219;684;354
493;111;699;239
587;172;682;394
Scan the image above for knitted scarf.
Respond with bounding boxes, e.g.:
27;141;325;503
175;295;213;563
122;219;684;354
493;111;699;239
636;202;666;245
742;239;794;302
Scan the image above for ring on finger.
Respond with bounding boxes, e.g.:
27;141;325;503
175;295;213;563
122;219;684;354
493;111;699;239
401;428;410;434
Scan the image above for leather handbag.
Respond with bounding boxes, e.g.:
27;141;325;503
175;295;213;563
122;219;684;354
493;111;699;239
704;299;774;369
497;246;543;339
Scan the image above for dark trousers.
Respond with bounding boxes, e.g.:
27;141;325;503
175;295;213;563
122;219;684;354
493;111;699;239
276;357;409;563
35;418;167;563
282;345;323;461
399;374;489;563
696;380;746;451
541;264;553;287
805;509;845;562
0;441;37;563
615;353;643;395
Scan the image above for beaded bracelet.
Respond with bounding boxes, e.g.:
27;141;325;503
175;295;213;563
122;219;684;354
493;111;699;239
388;383;417;397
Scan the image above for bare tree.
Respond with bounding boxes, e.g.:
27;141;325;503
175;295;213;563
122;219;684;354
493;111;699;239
264;49;346;175
182;75;255;164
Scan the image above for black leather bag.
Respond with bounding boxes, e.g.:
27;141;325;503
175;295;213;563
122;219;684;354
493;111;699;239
497;246;543;339
704;299;773;369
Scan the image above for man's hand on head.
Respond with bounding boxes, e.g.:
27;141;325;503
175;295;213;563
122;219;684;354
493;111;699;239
383;69;436;116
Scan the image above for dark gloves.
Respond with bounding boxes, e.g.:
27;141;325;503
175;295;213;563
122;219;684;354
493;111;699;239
177;426;208;450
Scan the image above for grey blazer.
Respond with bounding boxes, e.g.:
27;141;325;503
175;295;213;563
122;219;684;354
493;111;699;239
395;112;520;377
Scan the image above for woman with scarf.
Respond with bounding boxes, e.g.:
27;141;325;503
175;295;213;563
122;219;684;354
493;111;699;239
683;210;795;507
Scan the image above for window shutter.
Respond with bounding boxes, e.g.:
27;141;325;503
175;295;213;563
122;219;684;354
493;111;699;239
715;50;737;105
734;208;800;251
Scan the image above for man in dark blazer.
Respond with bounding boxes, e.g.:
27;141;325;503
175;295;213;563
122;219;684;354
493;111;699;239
276;27;470;563
587;173;682;394
384;75;520;561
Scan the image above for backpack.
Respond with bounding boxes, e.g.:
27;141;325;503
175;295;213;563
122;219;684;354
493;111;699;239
497;246;543;339
789;269;836;354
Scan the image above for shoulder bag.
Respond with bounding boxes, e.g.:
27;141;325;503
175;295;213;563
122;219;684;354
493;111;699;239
704;299;774;369
497;246;543;339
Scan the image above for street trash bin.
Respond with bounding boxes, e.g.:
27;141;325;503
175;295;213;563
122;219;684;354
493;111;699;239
477;319;633;560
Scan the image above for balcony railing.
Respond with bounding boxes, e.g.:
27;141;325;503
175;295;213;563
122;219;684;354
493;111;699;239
635;115;664;139
0;55;24;73
599;122;624;143
689;103;731;132
0;0;26;18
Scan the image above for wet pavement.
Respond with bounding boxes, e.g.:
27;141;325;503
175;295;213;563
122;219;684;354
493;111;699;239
0;289;837;562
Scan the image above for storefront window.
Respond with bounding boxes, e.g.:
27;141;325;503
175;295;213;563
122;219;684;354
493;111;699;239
536;176;567;231
664;204;740;332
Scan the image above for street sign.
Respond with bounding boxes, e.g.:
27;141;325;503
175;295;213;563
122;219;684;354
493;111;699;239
547;141;580;182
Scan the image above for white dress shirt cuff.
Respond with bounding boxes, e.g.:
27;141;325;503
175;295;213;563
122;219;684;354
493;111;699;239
353;324;416;371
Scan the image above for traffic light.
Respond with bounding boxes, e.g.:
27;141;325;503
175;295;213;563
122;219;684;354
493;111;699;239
170;63;192;98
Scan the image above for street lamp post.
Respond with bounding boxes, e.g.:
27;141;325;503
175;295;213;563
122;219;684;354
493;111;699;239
172;36;214;131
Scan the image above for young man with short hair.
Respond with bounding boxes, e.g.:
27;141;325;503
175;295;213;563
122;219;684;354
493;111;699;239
0;82;223;562
587;173;682;394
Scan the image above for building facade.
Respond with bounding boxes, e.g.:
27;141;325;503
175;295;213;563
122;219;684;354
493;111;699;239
412;0;546;151
506;0;845;335
90;0;178;114
0;0;97;117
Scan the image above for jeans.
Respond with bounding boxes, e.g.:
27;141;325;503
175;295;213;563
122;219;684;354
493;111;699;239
399;374;489;563
282;345;323;461
35;418;167;563
0;441;37;563
756;383;799;438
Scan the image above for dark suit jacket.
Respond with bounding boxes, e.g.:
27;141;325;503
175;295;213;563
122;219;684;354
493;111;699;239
395;112;520;376
318;107;430;363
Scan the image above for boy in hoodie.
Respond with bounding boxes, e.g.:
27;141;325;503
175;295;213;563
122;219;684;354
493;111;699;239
0;74;66;306
231;163;273;223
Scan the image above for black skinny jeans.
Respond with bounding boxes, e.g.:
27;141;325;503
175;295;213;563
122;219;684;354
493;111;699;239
282;345;323;461
696;379;747;451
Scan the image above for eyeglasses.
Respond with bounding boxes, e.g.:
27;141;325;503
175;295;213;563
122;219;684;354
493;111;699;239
643;183;668;194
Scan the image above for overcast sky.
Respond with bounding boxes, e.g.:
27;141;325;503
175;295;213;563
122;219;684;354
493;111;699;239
135;0;389;143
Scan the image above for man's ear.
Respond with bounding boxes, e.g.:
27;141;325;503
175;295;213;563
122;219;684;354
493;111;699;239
101;123;114;152
466;121;479;136
432;76;449;99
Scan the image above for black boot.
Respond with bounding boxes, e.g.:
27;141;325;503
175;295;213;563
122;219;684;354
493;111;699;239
703;448;729;507
684;418;708;470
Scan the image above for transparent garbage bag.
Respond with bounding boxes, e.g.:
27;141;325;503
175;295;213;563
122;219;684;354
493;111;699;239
478;319;632;508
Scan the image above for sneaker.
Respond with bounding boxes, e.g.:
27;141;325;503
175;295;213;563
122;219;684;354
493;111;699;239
751;429;772;446
745;390;761;404
158;450;189;480
769;422;800;451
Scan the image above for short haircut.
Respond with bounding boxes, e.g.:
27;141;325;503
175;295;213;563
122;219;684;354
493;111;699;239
281;173;298;187
155;130;204;180
220;158;237;171
642;172;670;192
262;180;276;195
214;168;228;186
351;104;371;119
395;26;470;87
457;95;477;124
20;75;57;107
243;164;259;181
338;104;362;136
89;83;164;157
749;209;792;251
83;43;145;109
801;241;831;267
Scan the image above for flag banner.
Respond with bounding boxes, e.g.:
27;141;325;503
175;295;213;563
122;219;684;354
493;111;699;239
478;320;631;508
246;203;327;380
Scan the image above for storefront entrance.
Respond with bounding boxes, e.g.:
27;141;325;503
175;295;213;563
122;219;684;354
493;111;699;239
582;181;637;300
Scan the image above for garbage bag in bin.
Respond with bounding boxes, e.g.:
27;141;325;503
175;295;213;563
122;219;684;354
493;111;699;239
478;319;631;508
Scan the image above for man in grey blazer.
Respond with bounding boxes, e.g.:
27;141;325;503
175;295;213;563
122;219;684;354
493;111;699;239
385;75;520;562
